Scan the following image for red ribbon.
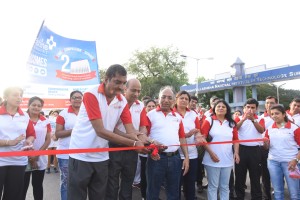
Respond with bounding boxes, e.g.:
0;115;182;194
0;138;267;157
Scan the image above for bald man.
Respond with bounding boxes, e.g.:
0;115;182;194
106;78;151;200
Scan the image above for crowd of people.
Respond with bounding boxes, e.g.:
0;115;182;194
0;64;300;200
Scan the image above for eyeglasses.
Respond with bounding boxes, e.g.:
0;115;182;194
71;96;83;100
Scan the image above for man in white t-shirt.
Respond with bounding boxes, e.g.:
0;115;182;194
234;98;265;200
106;78;151;200
68;65;147;200
286;97;300;127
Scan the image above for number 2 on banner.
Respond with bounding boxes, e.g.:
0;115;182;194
61;54;70;72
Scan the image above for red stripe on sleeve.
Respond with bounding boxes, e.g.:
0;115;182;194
201;119;211;137
259;118;265;130
120;104;132;124
139;107;148;127
294;127;300;145
146;116;151;136
178;121;185;138
56;115;65;125
47;123;52;133
232;126;239;140
194;116;201;130
84;92;102;120
265;129;269;139
26;120;36;138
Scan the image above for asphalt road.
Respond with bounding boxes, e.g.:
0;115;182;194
26;167;290;200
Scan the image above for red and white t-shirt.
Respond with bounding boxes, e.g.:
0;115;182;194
286;110;300;127
265;121;300;162
146;107;185;153
69;83;131;162
174;107;200;159
32;115;51;170
56;106;78;159
202;116;238;167
235;114;265;146
0;106;35;166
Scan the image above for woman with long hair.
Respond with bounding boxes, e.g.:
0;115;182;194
22;96;51;200
202;99;240;200
0;86;35;200
264;105;300;200
174;90;202;200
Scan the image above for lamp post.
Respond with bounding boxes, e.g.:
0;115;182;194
180;55;213;96
276;82;286;104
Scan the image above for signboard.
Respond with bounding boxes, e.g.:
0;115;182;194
21;22;99;109
180;64;300;93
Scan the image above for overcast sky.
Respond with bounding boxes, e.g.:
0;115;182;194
1;0;300;95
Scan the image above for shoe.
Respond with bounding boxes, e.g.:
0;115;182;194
202;183;208;189
46;168;50;174
132;183;141;189
54;168;58;173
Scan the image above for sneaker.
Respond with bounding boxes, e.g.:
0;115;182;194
46;168;50;174
289;167;300;179
54;168;59;173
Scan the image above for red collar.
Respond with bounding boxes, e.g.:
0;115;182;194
263;111;270;117
173;107;190;117
0;106;24;115
211;115;227;121
271;121;291;129
67;106;76;113
98;83;122;101
156;106;176;116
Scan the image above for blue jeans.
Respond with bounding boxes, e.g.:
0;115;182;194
205;165;232;200
267;160;300;200
180;158;198;200
146;153;182;200
58;158;69;200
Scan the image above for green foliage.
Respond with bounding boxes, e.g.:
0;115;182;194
125;46;189;98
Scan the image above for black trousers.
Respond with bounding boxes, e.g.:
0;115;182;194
22;170;45;200
68;157;109;200
235;145;262;200
0;165;26;200
139;156;147;199
260;147;271;200
106;150;138;200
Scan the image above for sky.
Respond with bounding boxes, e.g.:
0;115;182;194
1;0;300;96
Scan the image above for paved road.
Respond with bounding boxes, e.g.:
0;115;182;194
26;168;290;200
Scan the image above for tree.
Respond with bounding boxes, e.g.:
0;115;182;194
125;46;189;98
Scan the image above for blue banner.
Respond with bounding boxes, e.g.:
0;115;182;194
181;64;300;93
26;25;99;85
23;22;100;109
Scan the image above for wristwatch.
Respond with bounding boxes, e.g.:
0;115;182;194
252;119;258;123
294;158;300;163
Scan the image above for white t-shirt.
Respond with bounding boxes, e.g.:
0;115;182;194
202;116;239;167
56;106;78;159
266;121;300;162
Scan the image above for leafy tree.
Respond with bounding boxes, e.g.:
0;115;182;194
125;46;189;98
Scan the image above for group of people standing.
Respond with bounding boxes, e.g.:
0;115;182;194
0;63;300;200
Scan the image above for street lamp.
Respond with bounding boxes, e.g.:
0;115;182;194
276;82;286;104
180;54;213;96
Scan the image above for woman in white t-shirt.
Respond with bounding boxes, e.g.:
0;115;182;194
264;105;300;200
174;91;201;200
22;96;51;200
201;99;240;200
0;87;35;200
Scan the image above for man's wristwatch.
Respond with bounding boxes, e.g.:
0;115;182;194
252;119;258;123
294;158;300;163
